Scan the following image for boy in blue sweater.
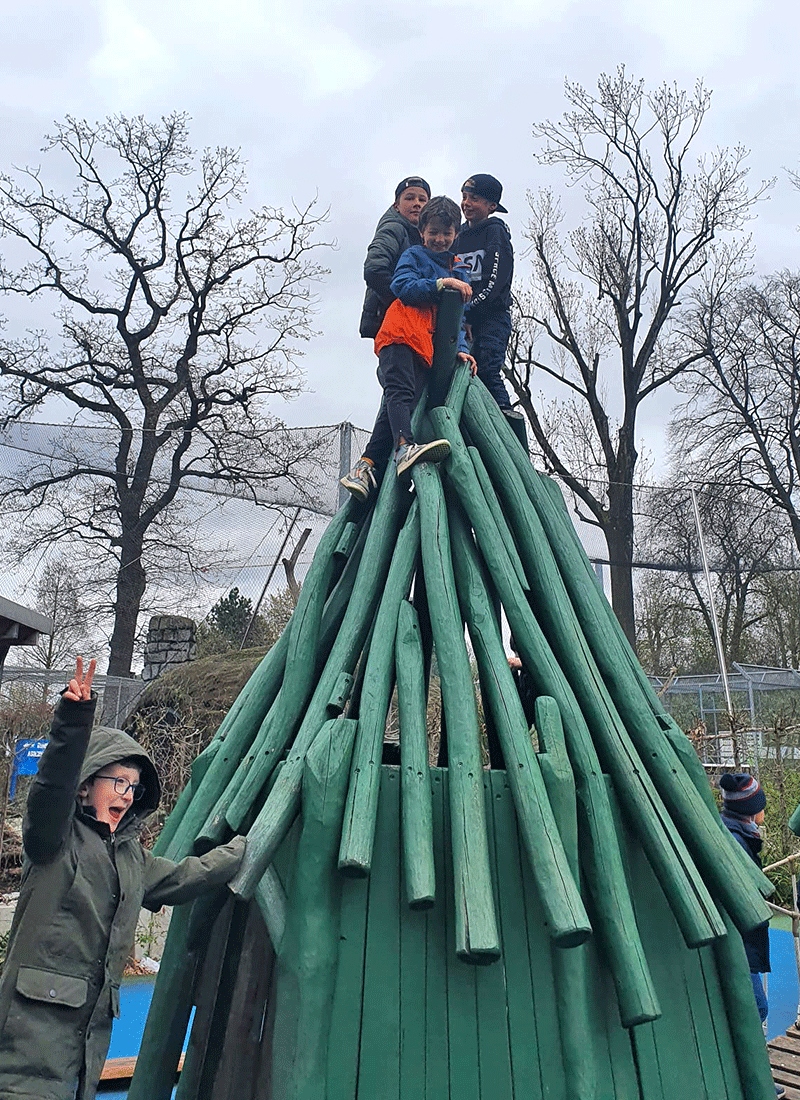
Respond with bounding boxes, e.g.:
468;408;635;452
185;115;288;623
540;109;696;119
341;196;475;502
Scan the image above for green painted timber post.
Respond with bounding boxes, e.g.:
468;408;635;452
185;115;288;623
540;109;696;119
395;599;436;907
271;718;359;1100
427;288;464;408
216;498;358;838
464;381;773;937
228;461;414;897
414;461;501;962
535;696;597;1100
339;500;421;873
457;396;727;948
427;404;658;1021
448;506;590;946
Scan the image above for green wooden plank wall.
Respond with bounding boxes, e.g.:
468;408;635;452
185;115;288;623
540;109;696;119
320;764;751;1100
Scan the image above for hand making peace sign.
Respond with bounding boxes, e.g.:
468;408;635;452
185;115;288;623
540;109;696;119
64;657;96;702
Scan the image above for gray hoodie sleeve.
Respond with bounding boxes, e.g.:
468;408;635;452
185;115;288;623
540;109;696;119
23;694;97;865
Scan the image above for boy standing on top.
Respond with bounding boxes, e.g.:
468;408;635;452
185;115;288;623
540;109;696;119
456;174;516;415
341;196;476;501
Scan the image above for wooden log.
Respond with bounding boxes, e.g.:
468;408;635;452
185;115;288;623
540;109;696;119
228;466;414;898
395;599;436;908
463;382;773;937
427;287;464;408
339;501;421;874
174;897;238;1100
219;499;353;836
466;444;528;594
414;462;500;963
271;718;358;1100
535;696;597;1099
713;907;779;1100
426;409;658;1017
442;359;472;421
448;509;590;946
255;864;288;950
436;402;722;947
127;903;200;1100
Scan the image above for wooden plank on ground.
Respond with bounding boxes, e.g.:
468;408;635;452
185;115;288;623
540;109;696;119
426;768;450;1100
357;766;401;1100
101;1052;185;1082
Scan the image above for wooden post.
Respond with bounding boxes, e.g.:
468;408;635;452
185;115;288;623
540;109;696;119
535;696;597;1100
448;507;590;946
415;462;500;963
228;464;413;897
463;386;769;941
395;599;436;907
339;501;420;873
271;718;358;1100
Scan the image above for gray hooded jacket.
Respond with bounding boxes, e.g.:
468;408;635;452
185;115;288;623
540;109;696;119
0;692;244;1100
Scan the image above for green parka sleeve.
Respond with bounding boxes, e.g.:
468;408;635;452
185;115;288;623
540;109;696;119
23;693;97;865
141;834;246;911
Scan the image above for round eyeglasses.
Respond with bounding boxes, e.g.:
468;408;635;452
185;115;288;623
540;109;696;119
94;775;145;800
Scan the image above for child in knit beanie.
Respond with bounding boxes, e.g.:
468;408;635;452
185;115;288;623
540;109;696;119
719;773;785;1097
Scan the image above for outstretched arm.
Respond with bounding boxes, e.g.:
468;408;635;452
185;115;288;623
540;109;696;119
24;658;97;864
141;835;247;910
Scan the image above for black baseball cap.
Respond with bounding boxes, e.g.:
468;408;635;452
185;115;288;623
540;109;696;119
395;176;431;201
462;174;507;213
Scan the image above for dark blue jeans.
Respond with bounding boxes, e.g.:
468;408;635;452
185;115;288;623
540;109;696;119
362;344;428;473
751;971;768;1023
471;311;512;410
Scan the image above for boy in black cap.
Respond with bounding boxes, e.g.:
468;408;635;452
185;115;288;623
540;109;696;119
456;174;523;444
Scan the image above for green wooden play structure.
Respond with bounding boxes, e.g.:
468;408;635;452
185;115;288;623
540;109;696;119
127;293;779;1100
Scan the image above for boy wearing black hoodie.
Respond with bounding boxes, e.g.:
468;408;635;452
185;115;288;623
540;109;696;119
456;174;515;413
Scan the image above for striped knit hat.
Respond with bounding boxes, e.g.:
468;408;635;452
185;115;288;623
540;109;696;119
719;772;766;817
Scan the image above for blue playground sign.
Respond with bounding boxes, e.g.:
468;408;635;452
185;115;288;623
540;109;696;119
10;738;48;799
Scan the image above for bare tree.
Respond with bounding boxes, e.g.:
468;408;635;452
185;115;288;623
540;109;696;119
507;68;768;644
0;113;329;675
639;482;781;668
675;268;800;558
28;557;97;672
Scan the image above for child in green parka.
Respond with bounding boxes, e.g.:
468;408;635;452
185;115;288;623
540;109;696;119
0;657;246;1100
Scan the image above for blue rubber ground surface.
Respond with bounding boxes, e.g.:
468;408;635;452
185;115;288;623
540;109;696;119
766;925;800;1040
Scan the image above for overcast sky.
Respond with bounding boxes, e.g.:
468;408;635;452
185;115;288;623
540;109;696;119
2;0;799;458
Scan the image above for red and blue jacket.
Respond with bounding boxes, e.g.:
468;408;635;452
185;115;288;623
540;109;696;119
375;245;471;366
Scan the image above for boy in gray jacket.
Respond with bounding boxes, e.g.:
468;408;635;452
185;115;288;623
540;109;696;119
0;658;245;1100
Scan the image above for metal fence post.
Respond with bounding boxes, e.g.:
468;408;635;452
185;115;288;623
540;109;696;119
338;421;353;509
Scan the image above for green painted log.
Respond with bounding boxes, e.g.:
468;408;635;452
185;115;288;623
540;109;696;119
271;718;358;1100
425;411;657;1017
255;864;288;950
463;383;773;937
535;696;597;1099
228;468;414;897
415;462;500;962
448;509;590;946
339;501;420;873
173;897;238;1100
153;770;195;856
435;402;720;945
442;359;472;421
395;599;436;908
467;445;528;594
455;400;727;947
127;904;199;1100
219;500;354;836
712;908;779;1100
427;287;465;408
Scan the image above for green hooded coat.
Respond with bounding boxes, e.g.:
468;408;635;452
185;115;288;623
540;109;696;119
0;692;245;1100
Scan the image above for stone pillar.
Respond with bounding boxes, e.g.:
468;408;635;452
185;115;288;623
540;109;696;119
142;615;197;682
